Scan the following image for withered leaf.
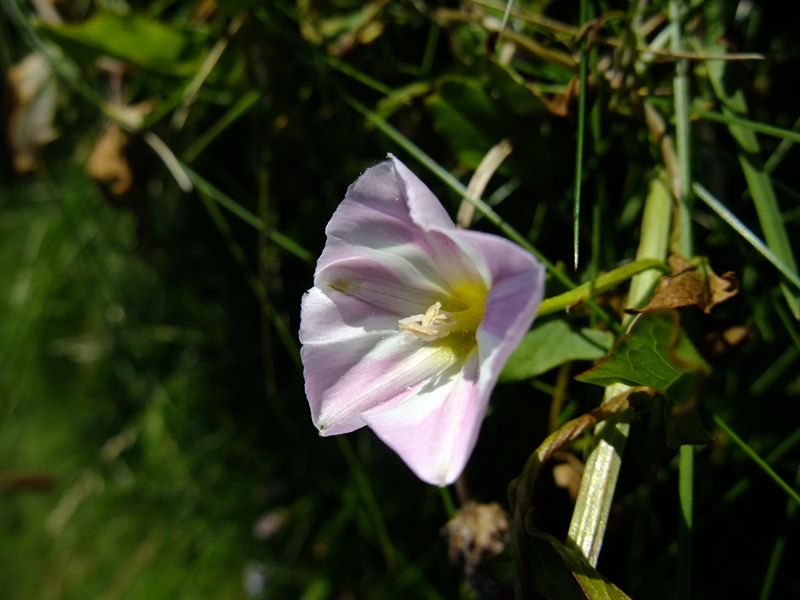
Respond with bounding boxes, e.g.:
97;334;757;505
87;123;133;194
552;453;584;502
629;255;738;315
443;501;509;573
7;52;59;173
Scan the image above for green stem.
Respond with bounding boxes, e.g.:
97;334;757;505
438;486;456;519
536;258;666;316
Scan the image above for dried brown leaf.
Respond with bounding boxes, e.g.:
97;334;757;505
443;501;509;573
7;52;58;173
630;255;739;315
707;325;754;355
552;453;584;502
87;124;133;194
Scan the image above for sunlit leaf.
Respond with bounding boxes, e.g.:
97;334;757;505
576;312;709;390
501;320;613;383
577;311;712;445
40;13;202;72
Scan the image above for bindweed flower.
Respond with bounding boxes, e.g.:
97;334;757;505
300;155;544;485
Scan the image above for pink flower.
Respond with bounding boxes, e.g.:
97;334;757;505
300;155;545;485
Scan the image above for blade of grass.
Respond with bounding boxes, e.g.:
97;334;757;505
144;133;193;192
197;188;302;372
694;183;800;292
774;297;800;351
748;346;799;397
706;60;800;318
172;14;245;128
713;415;800;508
326;55;394;95
182;165;313;263
572;0;588;270
694;109;800;144
758;466;800;600
764;114;800;174
677;445;694;598
183;90;260;164
722;425;800;505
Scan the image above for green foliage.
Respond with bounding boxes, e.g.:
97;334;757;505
501;320;613;383
521;530;632;600
576;312;709;391
577;312;712;446
40;13;204;73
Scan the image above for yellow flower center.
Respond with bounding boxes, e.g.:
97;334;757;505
398;280;488;358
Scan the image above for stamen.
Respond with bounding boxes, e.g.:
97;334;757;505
399;301;453;340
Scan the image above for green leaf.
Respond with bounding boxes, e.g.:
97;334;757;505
40;13;202;73
520;529;632;600
575;312;708;390
576;311;712;446
501;320;613;383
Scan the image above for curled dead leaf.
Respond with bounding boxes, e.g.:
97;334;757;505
443;501;509;574
87;124;133;194
552;452;584;502
7;52;58;173
706;325;754;355
628;255;738;315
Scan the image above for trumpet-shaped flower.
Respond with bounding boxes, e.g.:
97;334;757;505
300;155;545;485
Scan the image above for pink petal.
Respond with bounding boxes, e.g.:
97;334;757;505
317;159;438;274
314;254;448;317
299;286;396;347
449;228;545;370
362;351;485;486
388;154;455;230
304;333;459;436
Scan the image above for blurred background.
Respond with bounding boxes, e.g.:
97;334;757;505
1;0;799;598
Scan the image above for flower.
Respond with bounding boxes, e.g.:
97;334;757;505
299;155;545;485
